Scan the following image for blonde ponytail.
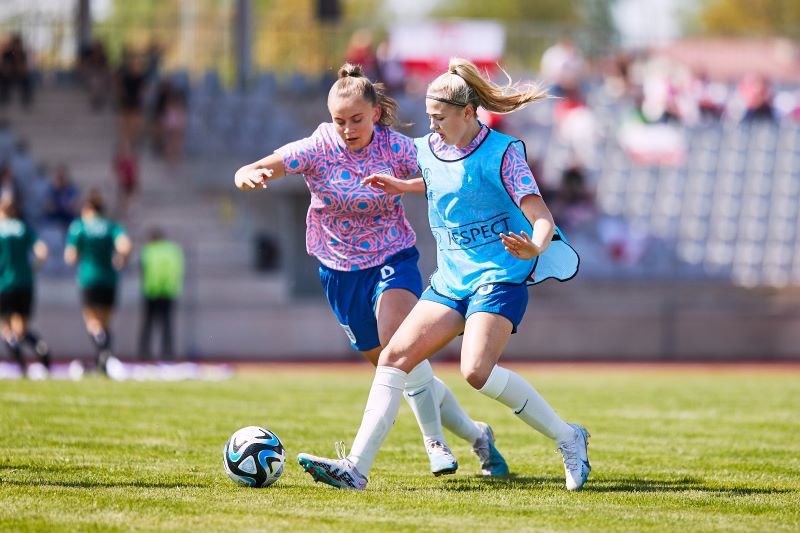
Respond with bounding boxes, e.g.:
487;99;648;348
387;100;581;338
426;58;548;114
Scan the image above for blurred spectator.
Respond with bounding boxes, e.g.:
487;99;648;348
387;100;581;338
553;88;601;171
529;155;567;207
9;139;36;185
641;71;680;123
601;51;635;100
0;164;21;212
375;38;404;93
138;227;184;361
344;29;380;81
78;39;112;111
144;40;164;83
549;165;596;230
689;70;727;121
526;156;554;198
151;80;169;156
0;118;14;162
540;37;585;96
733;73;775;122
44;164;81;233
772;87;800;121
597;217;648;266
477;106;505;132
112;140;138;219
162;89;187;164
116;51;148;146
152;80;188;163
0;33;33;109
618;93;687;166
638;57;698;125
23;163;50;229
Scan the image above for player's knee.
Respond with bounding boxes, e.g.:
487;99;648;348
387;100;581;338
461;362;490;389
377;345;412;371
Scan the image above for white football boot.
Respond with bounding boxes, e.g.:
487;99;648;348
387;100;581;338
297;443;368;490
557;423;591;491
472;422;510;477
425;438;458;476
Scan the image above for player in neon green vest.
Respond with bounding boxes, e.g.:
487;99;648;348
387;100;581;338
0;200;51;377
138;227;184;360
64;191;131;376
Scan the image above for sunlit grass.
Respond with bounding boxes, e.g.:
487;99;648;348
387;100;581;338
1;364;798;531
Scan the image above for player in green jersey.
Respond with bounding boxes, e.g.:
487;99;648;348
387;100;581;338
0;200;51;378
64;191;131;376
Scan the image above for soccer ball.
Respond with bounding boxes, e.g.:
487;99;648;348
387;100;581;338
223;426;286;487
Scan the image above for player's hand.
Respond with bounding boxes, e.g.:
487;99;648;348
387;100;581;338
112;254;127;271
235;167;272;190
361;173;406;194
501;231;542;260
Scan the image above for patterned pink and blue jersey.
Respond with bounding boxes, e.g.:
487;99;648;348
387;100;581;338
430;124;540;205
276;123;419;271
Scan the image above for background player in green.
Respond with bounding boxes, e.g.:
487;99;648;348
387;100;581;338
64;190;132;376
138;226;184;361
0;199;52;378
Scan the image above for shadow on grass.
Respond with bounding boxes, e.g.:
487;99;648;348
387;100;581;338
436;473;562;491
437;474;792;496
0;477;207;489
1;466;206;489
583;477;792;495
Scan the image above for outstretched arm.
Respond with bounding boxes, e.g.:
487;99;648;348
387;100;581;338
64;244;77;266
113;234;133;270
234;152;287;190
500;193;555;259
32;240;48;269
361;174;425;195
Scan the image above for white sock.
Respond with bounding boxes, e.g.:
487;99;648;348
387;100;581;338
348;366;406;476
434;377;482;444
479;365;574;443
403;360;446;443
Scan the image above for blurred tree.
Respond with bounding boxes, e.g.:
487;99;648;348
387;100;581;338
342;0;385;23
699;0;800;39
95;0;230;68
250;0;389;75
583;0;619;48
431;0;580;22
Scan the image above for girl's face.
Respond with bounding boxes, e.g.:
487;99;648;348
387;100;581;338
426;97;477;148
328;94;381;152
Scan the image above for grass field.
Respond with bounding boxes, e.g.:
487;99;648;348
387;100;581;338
1;363;799;532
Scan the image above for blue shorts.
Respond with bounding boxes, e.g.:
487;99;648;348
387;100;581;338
420;283;529;333
319;247;423;351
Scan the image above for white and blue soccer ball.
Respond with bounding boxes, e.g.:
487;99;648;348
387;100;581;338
223;426;286;488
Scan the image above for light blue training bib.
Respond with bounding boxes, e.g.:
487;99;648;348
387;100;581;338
415;129;579;299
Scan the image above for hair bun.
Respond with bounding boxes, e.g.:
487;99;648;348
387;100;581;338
338;63;364;79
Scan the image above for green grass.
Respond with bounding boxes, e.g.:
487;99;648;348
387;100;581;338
1;364;799;532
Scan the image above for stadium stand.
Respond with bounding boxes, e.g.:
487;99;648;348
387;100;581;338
2;67;799;361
